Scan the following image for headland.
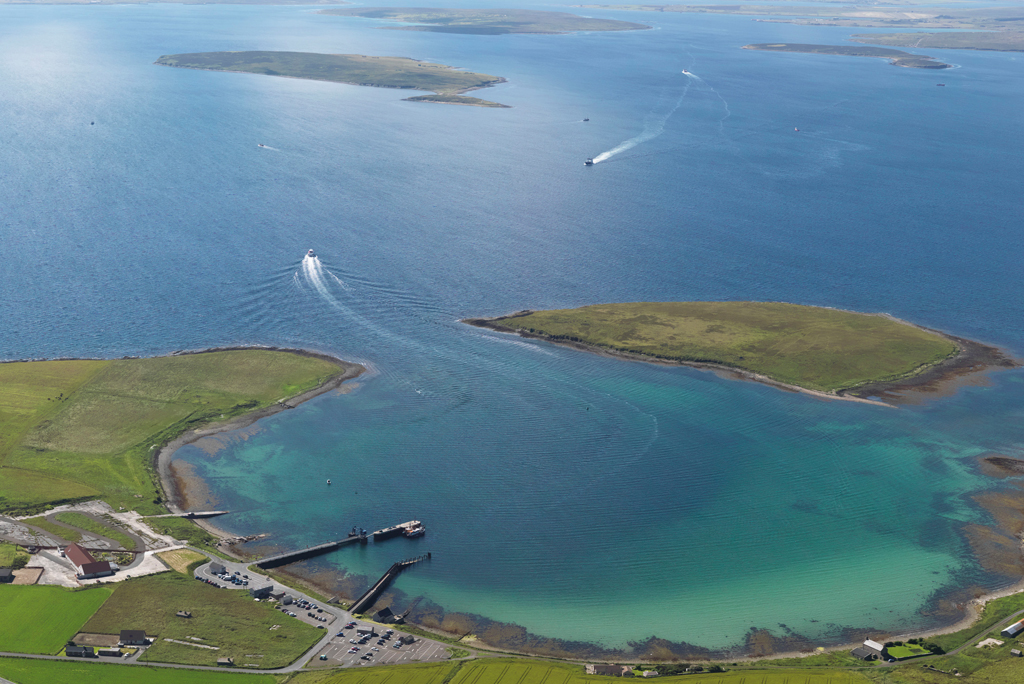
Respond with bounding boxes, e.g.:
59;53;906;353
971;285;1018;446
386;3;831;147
464;302;1016;405
155;51;509;108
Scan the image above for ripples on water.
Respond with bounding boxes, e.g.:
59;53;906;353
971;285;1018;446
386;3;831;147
2;2;1024;652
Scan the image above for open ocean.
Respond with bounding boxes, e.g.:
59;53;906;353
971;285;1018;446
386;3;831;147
2;0;1024;653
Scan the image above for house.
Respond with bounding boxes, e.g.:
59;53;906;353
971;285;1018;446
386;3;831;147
375;606;395;623
851;646;877;661
120;629;148;645
217;657;235;666
64;543;114;580
0;569;14;584
209;562;227;575
65;645;96;658
400;635;416;645
176;611;192;618
585;665;622;676
249;585;273;600
621;667;635;678
862;640;887;659
642;671;660;678
1001;620;1024;638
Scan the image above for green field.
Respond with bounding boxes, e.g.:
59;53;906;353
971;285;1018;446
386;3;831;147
742;43;950;69
887;644;932;659
145;515;219;550
0;350;345;514
80;572;322;668
23;515;82;542
53;511;138;550
0;658;278;684
292;661;457;684
0;585;113;654
156;51;508;107
469;302;958;393
0;541;29;568
320;7;648;34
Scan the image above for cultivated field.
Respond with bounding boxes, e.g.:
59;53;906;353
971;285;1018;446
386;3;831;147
0;585;113;654
157;548;209;573
292;661;459;684
0;658;277;684
475;302;958;393
320;8;648;34
80;572;322;667
0;350;343;514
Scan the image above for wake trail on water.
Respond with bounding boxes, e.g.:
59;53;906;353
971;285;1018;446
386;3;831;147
591;72;693;164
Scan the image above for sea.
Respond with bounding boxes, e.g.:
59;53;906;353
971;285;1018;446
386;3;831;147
2;0;1023;655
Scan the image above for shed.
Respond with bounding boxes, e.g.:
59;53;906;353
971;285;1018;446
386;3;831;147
176;611;192;618
0;569;14;584
66;645;95;658
375;606;395;623
1011;649;1022;657
98;649;122;657
281;594;294;605
851;647;877;661
217;657;235;666
621;667;635;678
120;629;147;645
209;562;227;575
642;671;660;678
1001;620;1024;638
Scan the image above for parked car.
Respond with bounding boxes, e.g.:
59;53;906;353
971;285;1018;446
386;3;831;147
320;655;328;660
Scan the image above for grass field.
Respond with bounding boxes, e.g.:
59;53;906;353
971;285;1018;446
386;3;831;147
23;515;82;542
476;302;958;393
887;645;931;659
157;548;209;574
0;350;344;514
853;32;1024;52
291;661;458;684
156;51;507;106
80;571;322;668
145;515;219;551
0;541;29;567
0;585;113;654
54;511;138;550
0;658;278;684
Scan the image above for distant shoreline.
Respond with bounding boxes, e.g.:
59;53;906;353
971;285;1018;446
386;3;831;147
463;309;1017;407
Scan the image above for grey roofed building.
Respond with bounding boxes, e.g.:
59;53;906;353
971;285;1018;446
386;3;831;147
1001;620;1024;638
249;585;273;600
851;647;877;660
0;568;14;583
98;649;122;657
120;629;147;645
209;562;227;575
66;645;95;658
375;606;395;623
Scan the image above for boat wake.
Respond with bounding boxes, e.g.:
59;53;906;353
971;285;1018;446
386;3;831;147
590;73;693;164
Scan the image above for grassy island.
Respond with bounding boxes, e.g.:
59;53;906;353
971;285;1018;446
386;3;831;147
155;51;508;107
743;43;950;69
465;302;964;397
319;7;649;35
0;348;359;515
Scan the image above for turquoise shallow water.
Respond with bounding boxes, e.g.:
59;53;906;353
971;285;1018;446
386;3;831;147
2;1;1024;653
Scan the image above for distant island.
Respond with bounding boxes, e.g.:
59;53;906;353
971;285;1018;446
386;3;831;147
465;302;1016;404
319;7;650;35
851;31;1024;52
155;51;509;108
743;43;951;69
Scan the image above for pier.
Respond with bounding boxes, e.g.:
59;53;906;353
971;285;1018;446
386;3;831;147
255;531;367;569
349;553;430;615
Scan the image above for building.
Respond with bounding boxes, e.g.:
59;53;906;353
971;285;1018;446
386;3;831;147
249;585;273;600
621;667;635;678
1001;620;1024;638
66;645;96;658
1011;649;1022;657
585;665;623;676
98;649;122;657
64;544;114;580
0;569;14;584
862;640;888;659
217;657;235;666
642;671;660;678
851;646;878;661
209;562;227;575
120;630;148;645
375;606;395;623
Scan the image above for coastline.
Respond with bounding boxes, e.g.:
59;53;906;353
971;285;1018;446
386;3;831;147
463;310;1018;407
154;346;365;536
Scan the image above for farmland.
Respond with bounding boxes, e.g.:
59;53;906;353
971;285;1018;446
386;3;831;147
0;585;113;654
80;572;323;667
0;658;278;684
0;350;348;515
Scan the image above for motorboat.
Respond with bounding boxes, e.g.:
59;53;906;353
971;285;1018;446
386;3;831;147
307;249;316;258
584;158;594;166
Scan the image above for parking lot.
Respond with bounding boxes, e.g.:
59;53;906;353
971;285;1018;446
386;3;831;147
310;621;450;669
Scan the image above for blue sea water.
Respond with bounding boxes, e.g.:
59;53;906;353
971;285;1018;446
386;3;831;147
2;1;1024;651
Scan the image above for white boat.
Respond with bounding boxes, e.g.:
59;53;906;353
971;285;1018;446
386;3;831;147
307;249;316;258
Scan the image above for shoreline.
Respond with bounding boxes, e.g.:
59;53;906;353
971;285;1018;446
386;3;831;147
154;346;365;531
463;310;1018;407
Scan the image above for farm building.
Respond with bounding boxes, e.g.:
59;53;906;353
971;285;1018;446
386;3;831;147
64;544;114;580
120;629;148;645
1001;620;1024;638
642;671;661;677
585;665;622;676
0;569;13;584
862;640;887;659
209;562;227;575
98;649;122;657
65;645;95;658
851;646;878;661
249;585;273;600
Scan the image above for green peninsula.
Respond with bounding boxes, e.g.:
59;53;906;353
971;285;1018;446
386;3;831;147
155;51;508;107
319;7;650;34
743;43;950;68
464;302;978;398
0;348;360;515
